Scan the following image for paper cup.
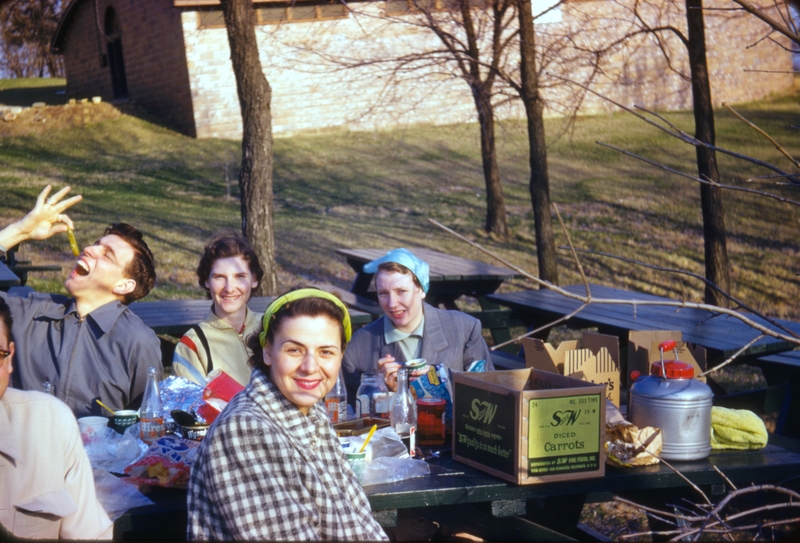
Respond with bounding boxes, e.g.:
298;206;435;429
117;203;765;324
77;416;109;444
113;410;139;434
346;450;367;483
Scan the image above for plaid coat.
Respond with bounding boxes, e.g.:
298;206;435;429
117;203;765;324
187;370;388;541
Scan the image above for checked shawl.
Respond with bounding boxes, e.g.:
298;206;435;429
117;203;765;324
187;370;388;540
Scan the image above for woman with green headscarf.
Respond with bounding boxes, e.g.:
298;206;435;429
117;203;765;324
187;287;387;541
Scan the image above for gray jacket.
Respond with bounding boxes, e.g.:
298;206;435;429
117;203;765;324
341;303;492;406
2;290;162;418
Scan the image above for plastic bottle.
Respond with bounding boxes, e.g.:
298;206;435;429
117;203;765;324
139;366;165;444
355;373;386;418
325;370;348;423
390;368;417;457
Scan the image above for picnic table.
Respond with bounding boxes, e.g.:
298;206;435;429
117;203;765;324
753;350;800;438
337;247;524;348
0;247;61;286
486;284;800;435
115;436;800;540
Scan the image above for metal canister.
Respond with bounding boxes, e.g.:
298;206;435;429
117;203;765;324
629;340;713;461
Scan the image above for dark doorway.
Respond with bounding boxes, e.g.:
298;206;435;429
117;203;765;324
104;7;128;99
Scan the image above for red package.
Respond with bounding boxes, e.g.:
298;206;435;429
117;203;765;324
198;370;245;424
197;402;221;425
204;370;244;402
123;436;198;488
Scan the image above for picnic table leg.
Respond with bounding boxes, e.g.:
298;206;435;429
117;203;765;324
758;365;798;438
520;494;588;539
349;270;374;298
477;296;518;354
395;503;578;541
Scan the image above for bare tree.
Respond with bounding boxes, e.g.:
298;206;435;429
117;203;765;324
515;0;558;284
687;0;731;307
287;2;599;271
219;0;279;295
0;0;63;78
588;0;732;305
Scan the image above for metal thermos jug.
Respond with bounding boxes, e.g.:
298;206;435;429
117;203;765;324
629;340;713;461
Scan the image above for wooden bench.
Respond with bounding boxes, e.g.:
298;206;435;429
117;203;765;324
129;297;373;370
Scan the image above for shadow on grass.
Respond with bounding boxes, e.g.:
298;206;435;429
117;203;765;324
0;85;68;107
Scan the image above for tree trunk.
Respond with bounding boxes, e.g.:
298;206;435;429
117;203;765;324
518;0;558;285
686;0;730;305
219;0;278;296
473;85;508;240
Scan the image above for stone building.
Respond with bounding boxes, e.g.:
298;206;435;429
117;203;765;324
51;0;793;139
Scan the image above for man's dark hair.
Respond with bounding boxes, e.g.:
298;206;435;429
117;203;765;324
196;232;264;299
0;297;13;336
104;223;156;304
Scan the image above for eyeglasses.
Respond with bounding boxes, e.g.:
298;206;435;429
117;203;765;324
0;349;11;359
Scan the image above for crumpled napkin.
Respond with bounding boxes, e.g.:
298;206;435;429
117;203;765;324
710;406;768;450
605;420;662;467
340;427;431;486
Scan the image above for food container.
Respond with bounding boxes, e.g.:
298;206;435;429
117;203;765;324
77;416;110;445
177;422;210;441
629;340;713;461
416;397;446;446
113;409;139;434
333;417;390;437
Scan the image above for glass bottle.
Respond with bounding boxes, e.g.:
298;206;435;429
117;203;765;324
355;373;387;418
42;381;55;395
325;370;348;423
139;366;165;444
390;368;417;458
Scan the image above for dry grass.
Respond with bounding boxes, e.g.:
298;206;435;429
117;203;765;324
3;78;800;321
3;78;800;540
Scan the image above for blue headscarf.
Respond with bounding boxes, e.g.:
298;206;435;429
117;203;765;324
363;248;430;293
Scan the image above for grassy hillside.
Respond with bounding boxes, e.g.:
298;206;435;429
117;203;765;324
2;79;799;323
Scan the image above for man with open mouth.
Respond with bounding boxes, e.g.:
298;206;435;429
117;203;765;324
0;185;161;418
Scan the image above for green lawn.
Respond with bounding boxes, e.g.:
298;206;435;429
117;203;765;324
1;79;799;322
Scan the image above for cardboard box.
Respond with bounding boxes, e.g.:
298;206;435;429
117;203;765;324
452;368;606;485
627;330;707;385
522;332;621;407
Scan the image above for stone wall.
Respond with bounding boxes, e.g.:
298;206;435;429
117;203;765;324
556;0;793;114
60;0;196;136
180;0;793;139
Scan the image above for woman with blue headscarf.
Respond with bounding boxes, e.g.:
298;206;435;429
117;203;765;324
342;248;492;405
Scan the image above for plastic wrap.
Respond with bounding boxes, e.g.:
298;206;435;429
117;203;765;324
92;468;153;521
83;423;148;474
339;427;430;486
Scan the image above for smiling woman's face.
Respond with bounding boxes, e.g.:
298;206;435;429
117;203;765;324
376;270;424;333
205;255;258;321
263;315;343;415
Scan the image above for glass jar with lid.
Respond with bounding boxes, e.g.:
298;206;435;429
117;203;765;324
355;373;390;418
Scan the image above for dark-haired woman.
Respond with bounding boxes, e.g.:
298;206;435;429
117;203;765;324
173;233;264;386
187;288;388;541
